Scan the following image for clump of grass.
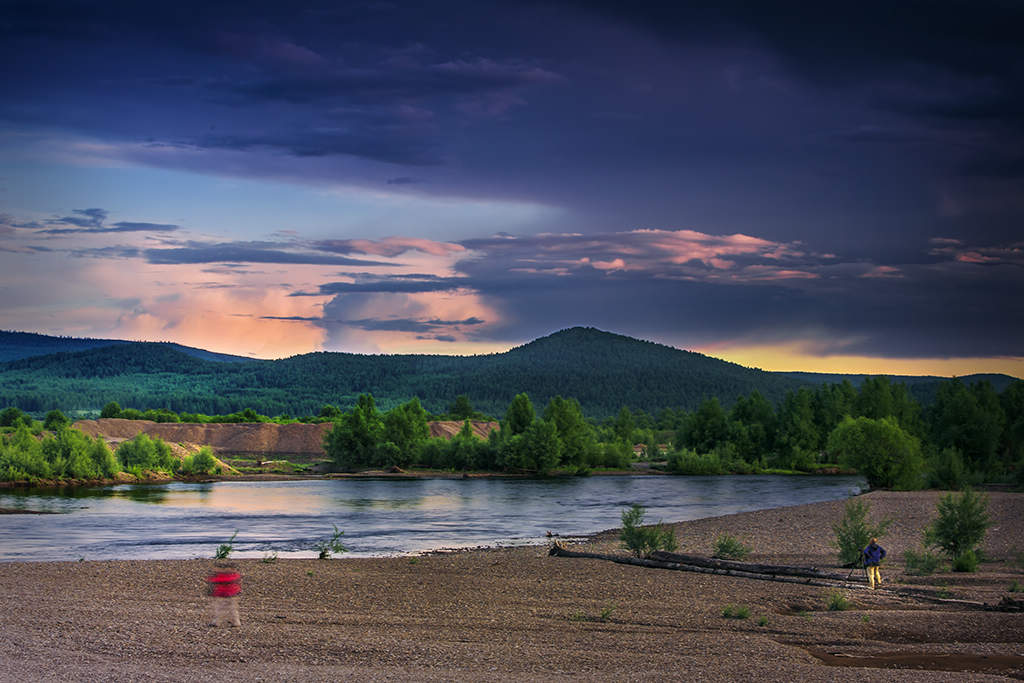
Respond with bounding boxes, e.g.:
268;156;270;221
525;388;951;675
756;616;769;627
861;614;870;623
826;590;852;611
712;533;751;560
1007;580;1021;593
619;504;678;558
953;549;979;573
904;546;942;575
314;524;348;559
214;530;238;560
721;604;750;619
599;604;616;622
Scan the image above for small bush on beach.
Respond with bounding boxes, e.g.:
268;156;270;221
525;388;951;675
214;530;238;560
904;547;942;576
953;549;979;572
712;533;751;560
314;524;348;559
757;616;769;626
721;604;750;619
925;488;991;570
619;504;678;558
831;499;892;567
826;590;852;611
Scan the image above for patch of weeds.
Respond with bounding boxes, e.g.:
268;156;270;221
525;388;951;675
953;549;979;573
937;586;952;599
861;614;870;623
712;533;752;561
797;610;812;619
904;547;942;576
1008;580;1022;593
619;504;678;558
599;604;616;622
313;524;348;559
306;570;313;577
568;611;586;622
757;616;769;627
214;530;238;560
408;558;419;565
721;604;750;619
261;552;278;563
826;590;852;611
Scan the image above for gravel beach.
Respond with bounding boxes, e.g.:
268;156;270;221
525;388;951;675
2;490;1022;681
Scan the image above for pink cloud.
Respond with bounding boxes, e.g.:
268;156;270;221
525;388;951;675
860;265;903;279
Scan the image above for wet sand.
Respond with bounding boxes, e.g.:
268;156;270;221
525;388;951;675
1;490;1022;681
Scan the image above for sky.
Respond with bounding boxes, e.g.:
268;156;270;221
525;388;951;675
1;0;1022;377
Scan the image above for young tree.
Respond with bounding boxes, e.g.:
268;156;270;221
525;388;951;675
543;395;594;467
100;401;122;419
827;416;924;489
504;393;535;437
323;394;384;470
831;499;892;566
382;398;429;466
449;394;475;420
925;488;991;566
43;409;70;431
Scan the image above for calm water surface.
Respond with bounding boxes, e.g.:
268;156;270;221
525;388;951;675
0;475;864;561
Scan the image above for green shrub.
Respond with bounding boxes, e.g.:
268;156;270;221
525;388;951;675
180;447;217;475
904;547;942;576
116;433;176;472
712;533;751;560
757;616;769;626
667;449;724;475
721;604;750;619
826;590;852;611
925;488;991;563
314;524;348;559
214;530;238;560
831;499;892;566
619;504;678;558
952;549;979;573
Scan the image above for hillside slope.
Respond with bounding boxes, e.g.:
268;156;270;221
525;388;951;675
2;327;1015;418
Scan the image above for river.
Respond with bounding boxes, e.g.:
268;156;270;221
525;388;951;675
0;474;865;561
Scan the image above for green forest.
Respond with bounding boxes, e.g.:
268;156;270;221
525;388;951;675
0;327;1015;419
3;373;1022;489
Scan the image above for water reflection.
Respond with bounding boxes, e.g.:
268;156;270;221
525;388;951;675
0;475;864;561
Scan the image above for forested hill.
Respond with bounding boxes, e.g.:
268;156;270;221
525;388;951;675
0;327;1015;418
0;327;804;417
0;330;253;363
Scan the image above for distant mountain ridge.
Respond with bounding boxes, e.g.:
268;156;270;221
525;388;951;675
0;327;1016;417
0;330;254;364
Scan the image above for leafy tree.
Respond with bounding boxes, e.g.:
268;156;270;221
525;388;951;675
855;376;895;420
318;404;343;419
929;379;1004;476
776;388;820;470
831;499;892;566
517;420;561;474
116;432;175;472
827;416;924;489
682;397;729;454
925;488;991;568
100;401;122;418
543;395;594;467
43;409;70;431
0;407;29;428
504;393;535;436
382;397;429;465
612;405;636;444
323;393;383;470
449;394;475;420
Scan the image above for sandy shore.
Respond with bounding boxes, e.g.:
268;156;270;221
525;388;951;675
2;490;1022;681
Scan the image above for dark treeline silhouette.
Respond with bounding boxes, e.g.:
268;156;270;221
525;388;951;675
1;327;1016;419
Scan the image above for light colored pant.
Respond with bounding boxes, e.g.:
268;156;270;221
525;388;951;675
867;565;881;589
209;596;241;627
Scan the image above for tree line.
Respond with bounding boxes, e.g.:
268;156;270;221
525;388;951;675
3;374;1022;487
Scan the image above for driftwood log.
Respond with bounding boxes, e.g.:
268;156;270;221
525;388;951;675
549;543;1019;611
548;543;864;589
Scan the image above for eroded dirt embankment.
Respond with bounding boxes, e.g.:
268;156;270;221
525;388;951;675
73;418;499;456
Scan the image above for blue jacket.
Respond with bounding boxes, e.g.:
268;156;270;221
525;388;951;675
862;542;886;566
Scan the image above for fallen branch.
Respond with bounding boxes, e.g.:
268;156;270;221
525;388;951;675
549;543;865;589
649;550;855;581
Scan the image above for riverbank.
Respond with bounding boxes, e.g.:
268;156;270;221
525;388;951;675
1;491;1022;681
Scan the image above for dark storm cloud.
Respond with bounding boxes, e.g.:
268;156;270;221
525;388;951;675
144;242;391;266
296;274;467;296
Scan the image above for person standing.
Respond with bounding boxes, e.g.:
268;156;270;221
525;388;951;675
862;537;887;590
207;563;242;627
